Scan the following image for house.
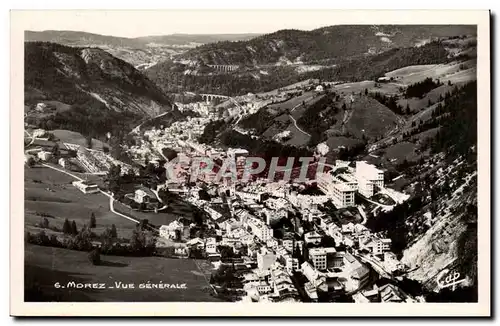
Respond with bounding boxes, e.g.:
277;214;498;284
342;222;355;234
134;188;153;204
186;237;205;249
159;221;184;240
58;158;68;169
24;154;35;165
72;180;99;194
308;247;337;271
247;217;273;242
283;238;303;254
270;265;299;300
37;151;52;161
35;103;48;112
301;262;328;291
304;231;322;245
256;280;273;294
205;237;217;254
33;128;47;137
350;264;370;291
360;237;392;255
205;206;223;221
343;252;370;291
379;284;405;302
257;251;276;271
304;282;319;301
266;238;279;249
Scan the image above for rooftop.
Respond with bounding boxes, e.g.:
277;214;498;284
309;247;337;256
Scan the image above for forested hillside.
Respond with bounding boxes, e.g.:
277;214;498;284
147;41;462;97
177;25;476;65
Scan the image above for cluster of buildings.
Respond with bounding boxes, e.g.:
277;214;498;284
121;90;413;303
317;161;385;208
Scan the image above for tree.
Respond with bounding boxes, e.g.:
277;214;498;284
88;248;101;265
86;135;93;149
40;217;49;229
364;88;368;95
71;221;78;235
448;80;452;86
63;218;71;234
26;156;36;168
90;212;96;228
51;143;60;157
111;224;118;238
139;219;149;231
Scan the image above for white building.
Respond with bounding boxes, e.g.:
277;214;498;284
72;180;99;194
284;256;300;274
37;151;52;161
257;251;276;271
204;206;223;221
247;217;273;242
360;237;392;256
316;172;356;208
309;247;337;271
58;158;68;169
159;221;184;240
283;239;303;254
205;237;218;254
134;189;152;204
301;262;328;291
355;161;384;197
304;231;322;245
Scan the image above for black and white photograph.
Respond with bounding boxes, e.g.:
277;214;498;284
10;9;490;317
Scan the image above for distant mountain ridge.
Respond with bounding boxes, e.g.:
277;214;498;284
25;30;262;47
177;25;477;65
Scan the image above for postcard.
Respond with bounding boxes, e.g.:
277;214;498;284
10;9;490;317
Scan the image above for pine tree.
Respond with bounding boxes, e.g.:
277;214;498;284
63;219;71;234
71;221;78;235
90;212;96;228
110;224;117;238
40;217;49;229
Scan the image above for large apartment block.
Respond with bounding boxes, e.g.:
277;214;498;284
355;161;384;197
247;217;274;242
317;172;357;208
308;247;337;271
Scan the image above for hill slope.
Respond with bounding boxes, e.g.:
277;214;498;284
177;25;476;65
25;41;172;116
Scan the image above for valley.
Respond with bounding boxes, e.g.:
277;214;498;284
23;24;479;304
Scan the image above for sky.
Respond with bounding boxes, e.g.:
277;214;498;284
22;10;342;38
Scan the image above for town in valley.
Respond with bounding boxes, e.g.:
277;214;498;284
23;23;479;303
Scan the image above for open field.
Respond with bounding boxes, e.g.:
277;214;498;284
25;244;219;302
267;91;318;113
326;136;363;150
384;60;477;85
51;129;109;151
113;201;182;227
284;121;311;147
378;141;419;163
25;166;137;239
